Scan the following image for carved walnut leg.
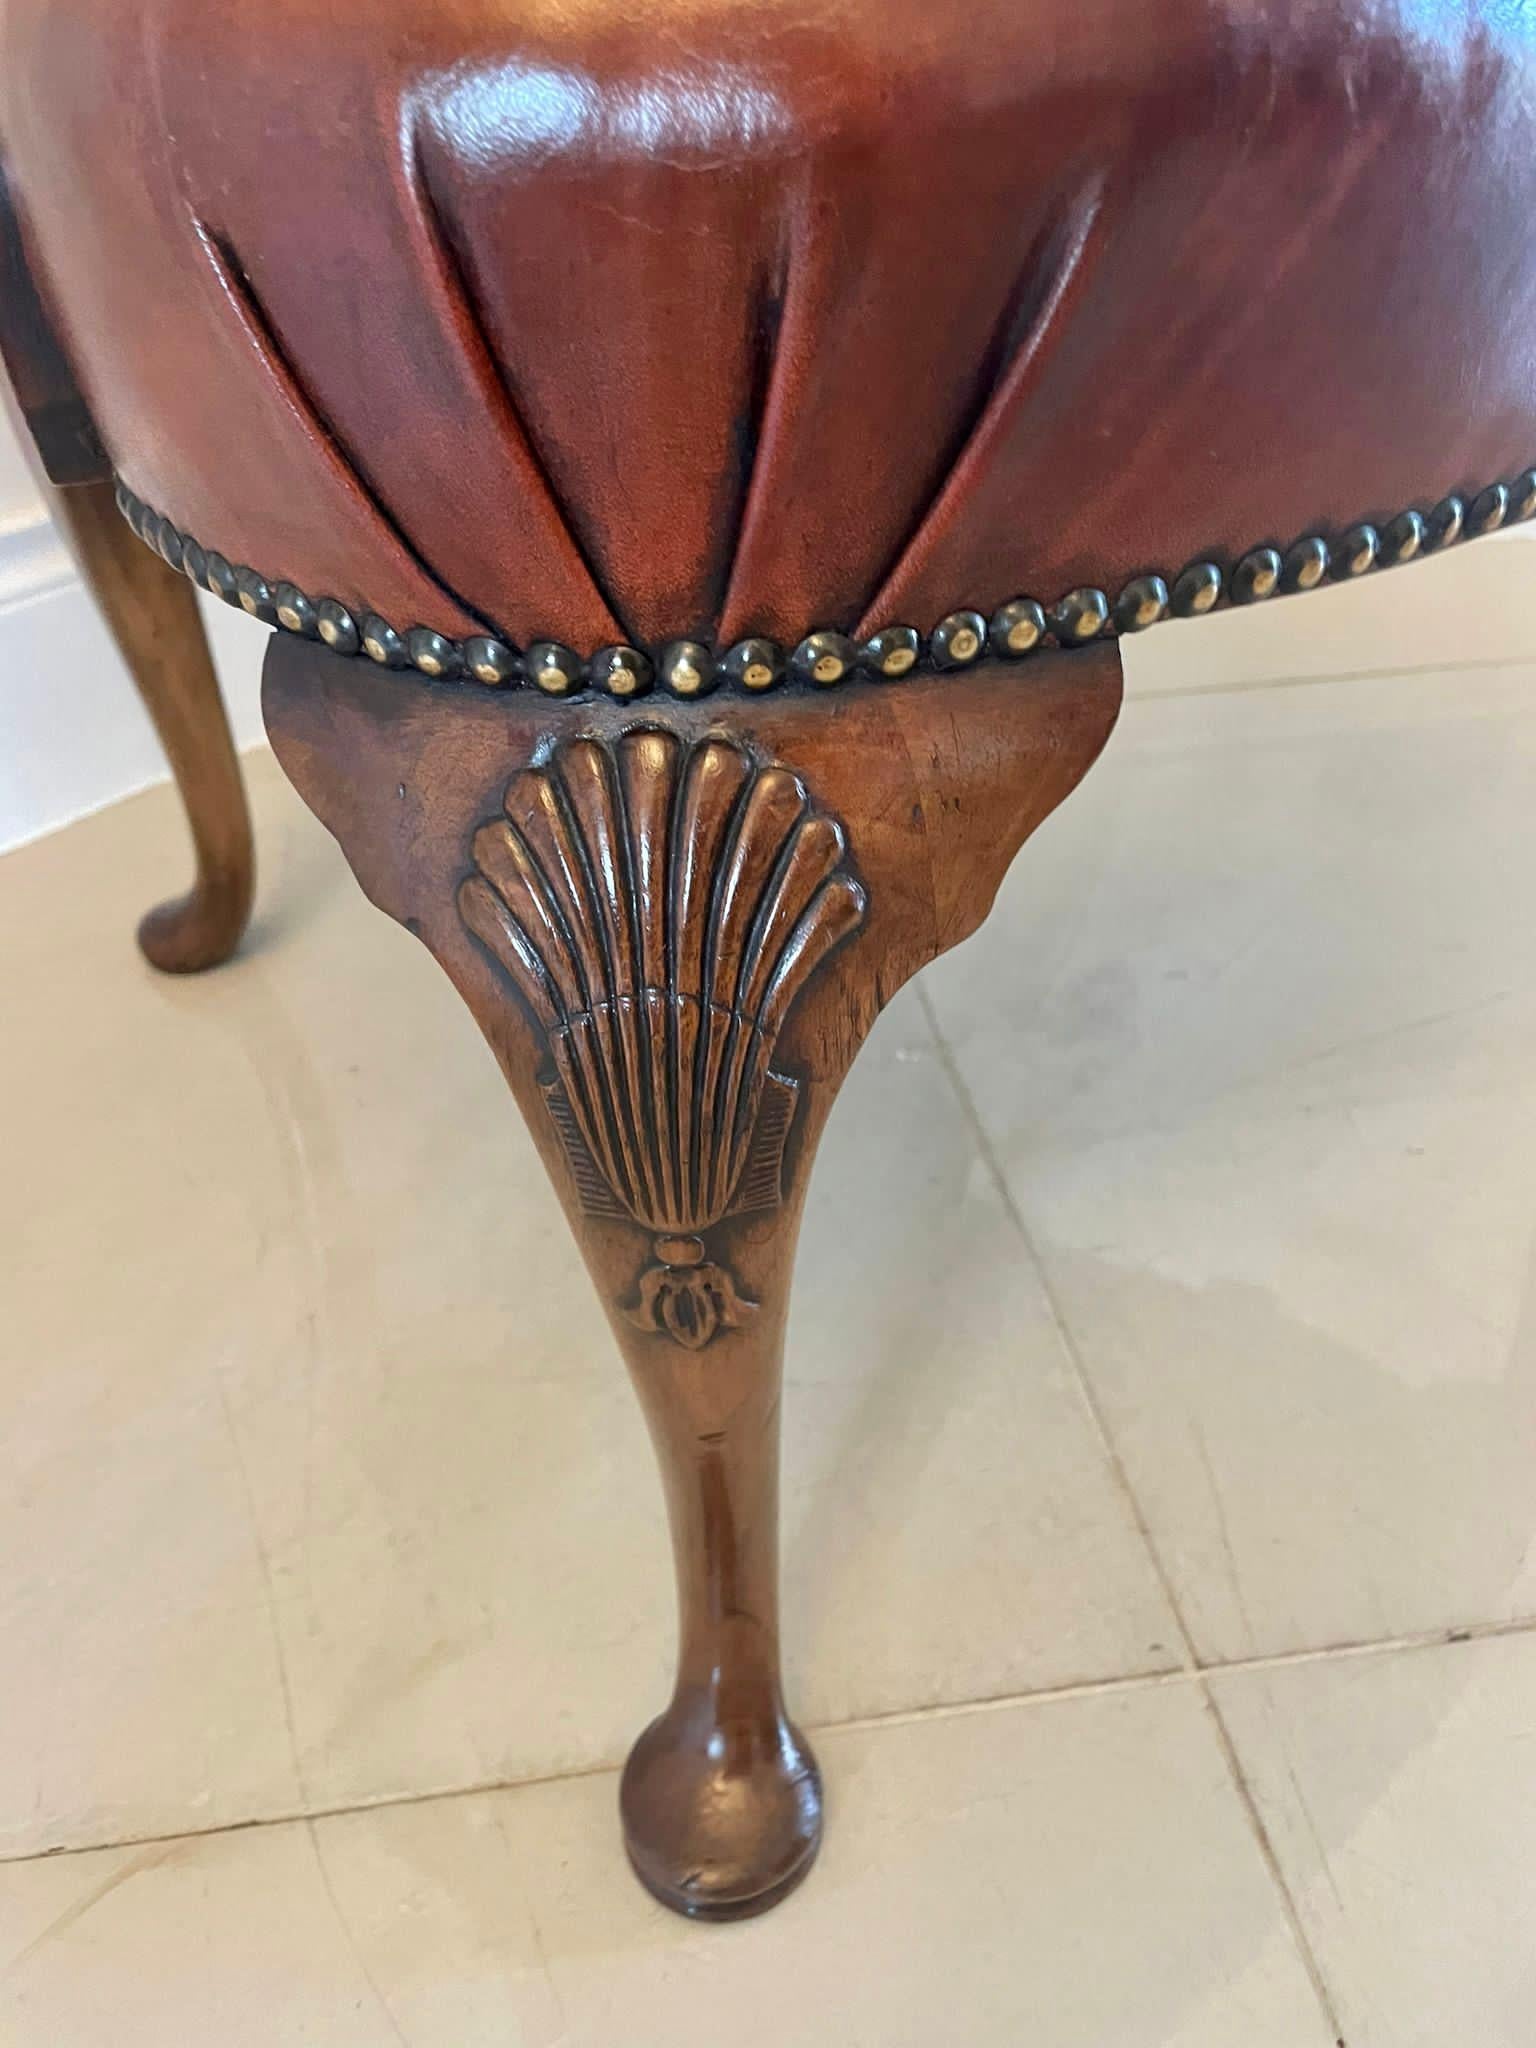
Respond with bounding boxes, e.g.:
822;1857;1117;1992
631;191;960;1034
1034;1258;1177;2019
262;635;1122;1917
46;477;255;971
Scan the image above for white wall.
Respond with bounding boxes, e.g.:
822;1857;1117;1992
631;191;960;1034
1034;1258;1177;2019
0;407;40;523
1;399;1534;854
0;408;266;855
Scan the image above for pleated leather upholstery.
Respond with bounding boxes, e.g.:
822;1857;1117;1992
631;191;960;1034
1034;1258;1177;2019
3;0;1535;652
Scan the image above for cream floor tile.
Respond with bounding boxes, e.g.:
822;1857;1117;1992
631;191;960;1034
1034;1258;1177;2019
924;661;1536;1660
0;1684;1332;2048
0;752;1177;1856
1212;1632;1536;2048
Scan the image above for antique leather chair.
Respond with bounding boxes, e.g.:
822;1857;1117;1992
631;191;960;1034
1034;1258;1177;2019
4;0;1534;1920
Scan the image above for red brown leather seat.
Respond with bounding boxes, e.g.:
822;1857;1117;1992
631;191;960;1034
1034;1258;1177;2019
3;0;1535;672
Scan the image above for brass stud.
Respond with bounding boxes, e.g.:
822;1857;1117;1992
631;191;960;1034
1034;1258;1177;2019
1049;588;1109;643
1281;538;1329;592
989;598;1047;656
361;614;409;668
1331;523;1379;579
719;639;780;693
462;634;518;687
528;641;585;697
1426;494;1465;550
407;626;462;679
791;631;856;687
274;582;318;636
592;644;654;699
1380;509;1425;566
1231;547;1282;603
1169;563;1222;617
316;600;361;657
661;639;718;697
931;609;988;668
929;610;986;668
108;464;1536;700
205;552;240;606
234;566;276;622
1113;575;1168;633
860;626;921;678
1469;482;1509;536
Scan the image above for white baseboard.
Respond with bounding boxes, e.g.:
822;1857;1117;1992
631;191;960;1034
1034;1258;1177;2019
0;507;74;610
1;506;1533;855
0;508;267;855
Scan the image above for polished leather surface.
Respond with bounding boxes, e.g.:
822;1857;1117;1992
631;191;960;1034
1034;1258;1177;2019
3;0;1535;654
0;161;105;486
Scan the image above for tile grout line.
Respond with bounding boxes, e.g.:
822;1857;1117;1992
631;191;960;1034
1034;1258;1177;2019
1128;646;1536;704
914;980;1348;2047
1194;1692;1346;2045
830;1607;1536;1733
913;982;1207;1672
3;1610;1534;1875
912;989;1200;1669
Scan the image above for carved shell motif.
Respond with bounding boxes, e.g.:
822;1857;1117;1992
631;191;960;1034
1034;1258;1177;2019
458;728;867;1347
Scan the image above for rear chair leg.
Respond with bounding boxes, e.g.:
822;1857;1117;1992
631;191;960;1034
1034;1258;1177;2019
49;479;254;971
2;162;253;971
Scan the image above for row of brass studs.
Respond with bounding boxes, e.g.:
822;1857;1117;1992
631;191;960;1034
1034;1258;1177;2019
115;469;1536;699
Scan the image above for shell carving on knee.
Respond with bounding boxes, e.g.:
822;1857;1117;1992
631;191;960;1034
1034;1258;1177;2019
458;727;867;1346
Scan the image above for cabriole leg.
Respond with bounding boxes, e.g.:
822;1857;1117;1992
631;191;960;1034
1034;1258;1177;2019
49;478;254;970
262;638;1121;1917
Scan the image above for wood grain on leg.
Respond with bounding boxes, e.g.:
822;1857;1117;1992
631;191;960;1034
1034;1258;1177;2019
262;639;1122;1916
